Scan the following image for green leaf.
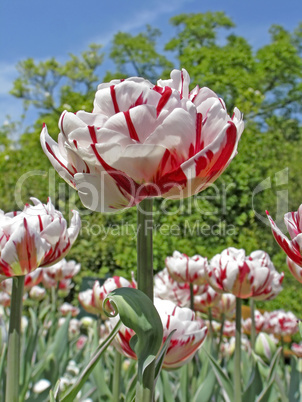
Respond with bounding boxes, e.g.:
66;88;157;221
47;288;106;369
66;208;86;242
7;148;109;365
104;288;163;387
288;356;301;401
242;360;263;402
255;347;282;402
60;319;121;402
193;368;216;402
154;330;176;383
203;347;234;401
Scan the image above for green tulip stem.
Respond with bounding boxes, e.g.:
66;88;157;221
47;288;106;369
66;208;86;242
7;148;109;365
234;297;242;402
5;275;25;402
137;198;153;301
136;198;155;401
250;298;256;350
112;350;122;402
217;313;225;353
190;283;194;311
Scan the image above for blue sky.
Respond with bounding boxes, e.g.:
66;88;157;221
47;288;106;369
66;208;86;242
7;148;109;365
1;0;302;127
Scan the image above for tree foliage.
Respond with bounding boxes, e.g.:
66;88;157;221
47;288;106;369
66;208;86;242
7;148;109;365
2;12;302;313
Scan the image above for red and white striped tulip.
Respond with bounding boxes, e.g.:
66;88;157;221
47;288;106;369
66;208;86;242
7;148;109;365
165;250;208;285
110;298;208;369
242;310;265;335
60;302;80;317
43;259;80;282
193;284;221;313
206;248;283;299
291;343;302;358
0;198;80;277
267;206;302;267
153;268;202;307
41;69;244;212
78;288;100;315
286;257;302;284
211;293;236;320
262;310;298;337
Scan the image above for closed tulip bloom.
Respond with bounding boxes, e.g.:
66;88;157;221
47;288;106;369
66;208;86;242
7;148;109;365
193;284;221;313
291;343;302;358
29;286;46;301
24;268;43;291
267;206;302;267
262;310;298;337
243;310;265;335
206;248;282;299
41;69;244;212
211;293;236;320
165;250;208;285
154;268;202;307
255;333;277;363
0;198;80;277
247;250;284;301
78;289;100;315
286;257;302;284
43;259;80;281
110;298;207;369
60;302;80;317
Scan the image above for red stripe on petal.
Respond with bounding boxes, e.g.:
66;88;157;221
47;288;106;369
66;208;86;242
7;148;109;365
88;126;97;144
110;85;120;113
124;111;140;142
91;144;144;199
195;113;203;154
156;87;172;116
45;142;75;177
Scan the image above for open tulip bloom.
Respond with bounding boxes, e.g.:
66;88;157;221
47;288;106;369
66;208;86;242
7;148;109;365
41;68;244;212
267;206;302;267
0;198;80;278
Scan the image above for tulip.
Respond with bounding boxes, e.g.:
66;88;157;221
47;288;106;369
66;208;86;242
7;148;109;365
242;310;265;335
78;289;100;315
60;302;80;317
29;286;46;301
0;198;81;277
41;69;244;212
0;291;10;307
193;284;221;313
286;257;302;283
165;250;208;285
43;258;81;281
267;206;302;267
93;276;136;315
255;332;277;363
291;343;302;358
211;293;236;320
262;310;298;337
109;298;207;370
33;379;51;394
153;268;202;307
206;247;283;300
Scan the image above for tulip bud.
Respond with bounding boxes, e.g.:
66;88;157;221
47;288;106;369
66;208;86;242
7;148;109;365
255;332;277;363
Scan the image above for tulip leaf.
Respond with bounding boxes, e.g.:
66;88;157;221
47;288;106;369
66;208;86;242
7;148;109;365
60;319;121;402
299;320;302;339
288;356;301;401
242;361;263;402
104;288;163;392
203;348;234;402
154;329;176;382
193;368;216;402
255;347;282;402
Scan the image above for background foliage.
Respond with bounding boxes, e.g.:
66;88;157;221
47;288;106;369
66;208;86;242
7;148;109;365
1;12;302;313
